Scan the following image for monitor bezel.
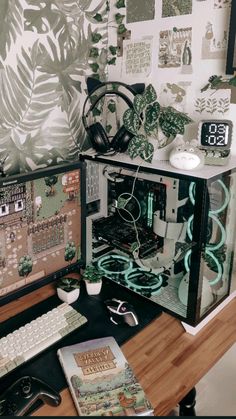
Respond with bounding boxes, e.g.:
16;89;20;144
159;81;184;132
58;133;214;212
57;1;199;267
226;0;236;75
0;161;86;306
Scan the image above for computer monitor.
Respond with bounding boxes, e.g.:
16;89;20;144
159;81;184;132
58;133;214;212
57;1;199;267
0;161;86;306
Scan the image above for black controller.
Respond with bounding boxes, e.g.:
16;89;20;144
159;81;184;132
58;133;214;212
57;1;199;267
0;376;61;416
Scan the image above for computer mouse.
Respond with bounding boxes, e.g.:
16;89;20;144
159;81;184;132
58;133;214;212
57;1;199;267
104;298;139;327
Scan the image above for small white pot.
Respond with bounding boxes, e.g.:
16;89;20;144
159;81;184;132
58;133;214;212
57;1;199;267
149;133;182;161
57;287;80;304
85;280;102;296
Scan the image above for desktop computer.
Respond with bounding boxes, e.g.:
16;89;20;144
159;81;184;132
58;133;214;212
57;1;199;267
84;156;236;327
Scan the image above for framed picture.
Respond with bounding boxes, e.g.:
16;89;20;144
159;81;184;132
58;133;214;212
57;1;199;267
226;0;236;75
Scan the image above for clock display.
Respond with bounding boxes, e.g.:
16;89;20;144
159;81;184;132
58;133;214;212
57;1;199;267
200;121;232;148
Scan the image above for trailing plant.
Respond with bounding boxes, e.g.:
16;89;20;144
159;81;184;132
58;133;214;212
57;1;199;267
123;84;193;162
83;265;103;283
57;277;80;292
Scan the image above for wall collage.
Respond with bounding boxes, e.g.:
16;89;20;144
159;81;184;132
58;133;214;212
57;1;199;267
0;0;235;175
108;0;235;148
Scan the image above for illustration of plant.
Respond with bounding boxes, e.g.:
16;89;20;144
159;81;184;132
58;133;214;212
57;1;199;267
205;98;218;114
194;98;206;114
218;98;230;114
18;255;33;277
0;0;109;174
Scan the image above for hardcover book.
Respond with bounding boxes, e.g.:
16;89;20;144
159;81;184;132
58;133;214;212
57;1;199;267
57;336;154;416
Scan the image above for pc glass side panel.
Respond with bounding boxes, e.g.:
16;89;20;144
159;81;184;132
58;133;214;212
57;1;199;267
0;161;86;306
196;172;236;323
85;159;236;326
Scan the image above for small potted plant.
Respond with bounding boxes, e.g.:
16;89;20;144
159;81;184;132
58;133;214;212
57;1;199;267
56;277;80;304
83;264;103;295
123;83;193;162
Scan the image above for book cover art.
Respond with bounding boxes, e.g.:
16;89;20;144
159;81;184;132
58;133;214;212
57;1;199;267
57;336;153;416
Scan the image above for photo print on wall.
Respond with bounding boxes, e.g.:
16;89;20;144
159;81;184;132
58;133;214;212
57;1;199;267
126;0;155;23
202;21;228;59
158;27;193;74
162;0;192;18
159;82;191;112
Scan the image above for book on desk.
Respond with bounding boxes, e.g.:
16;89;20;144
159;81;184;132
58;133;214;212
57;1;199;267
57;336;153;416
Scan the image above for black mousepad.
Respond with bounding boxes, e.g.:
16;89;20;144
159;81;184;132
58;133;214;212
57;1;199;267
0;278;162;411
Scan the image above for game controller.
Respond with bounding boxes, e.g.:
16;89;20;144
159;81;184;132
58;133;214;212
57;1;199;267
0;376;61;416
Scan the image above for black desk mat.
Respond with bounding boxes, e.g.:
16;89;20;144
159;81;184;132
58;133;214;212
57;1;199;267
0;279;162;402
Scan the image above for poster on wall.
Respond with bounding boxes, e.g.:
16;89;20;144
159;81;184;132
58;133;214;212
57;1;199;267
126;0;155;23
201;20;227;59
159;82;191;112
193;90;231;118
122;38;153;78
162;0;192;17
158;27;193;74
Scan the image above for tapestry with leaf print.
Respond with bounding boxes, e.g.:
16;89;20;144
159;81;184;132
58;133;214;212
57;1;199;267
0;0;108;175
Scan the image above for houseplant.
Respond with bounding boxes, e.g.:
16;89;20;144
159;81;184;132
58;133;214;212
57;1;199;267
56;277;80;304
123;84;193;162
83;264;103;295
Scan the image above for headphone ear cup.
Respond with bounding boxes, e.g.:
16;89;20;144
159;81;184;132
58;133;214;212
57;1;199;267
111;125;134;152
87;122;111;153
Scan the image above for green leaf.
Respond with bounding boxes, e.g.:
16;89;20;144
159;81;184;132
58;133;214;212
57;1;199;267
117;24;127;34
116;0;125;8
144;84;157;104
159;107;192;137
93;13;103;22
128;135;146;159
89;63;99;72
140;141;154;163
115;13;125;24
92;107;101;117
109;45;117;55
90;73;100;80
133;94;146;114
123;108;139;135
89;47;99;58
91;32;102;43
145;102;160;127
106;124;112;133
144;121;157;135
108;103;116;113
229;76;236;86
108;57;116;65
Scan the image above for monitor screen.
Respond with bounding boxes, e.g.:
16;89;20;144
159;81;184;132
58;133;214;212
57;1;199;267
0;161;85;305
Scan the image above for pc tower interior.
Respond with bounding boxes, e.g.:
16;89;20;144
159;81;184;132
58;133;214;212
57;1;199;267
85;157;236;326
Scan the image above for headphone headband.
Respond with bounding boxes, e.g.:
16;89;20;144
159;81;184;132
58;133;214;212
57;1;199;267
82;79;144;130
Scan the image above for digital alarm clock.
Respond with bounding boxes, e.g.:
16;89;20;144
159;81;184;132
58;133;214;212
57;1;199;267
198;119;233;165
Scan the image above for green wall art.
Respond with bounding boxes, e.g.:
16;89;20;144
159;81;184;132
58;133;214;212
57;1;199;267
0;0;108;175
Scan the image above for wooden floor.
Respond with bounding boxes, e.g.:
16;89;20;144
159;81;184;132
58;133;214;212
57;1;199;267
2;283;236;416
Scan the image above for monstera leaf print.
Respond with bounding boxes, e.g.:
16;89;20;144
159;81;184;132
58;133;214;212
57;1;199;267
24;0;107;49
38;35;92;110
0;0;22;61
0;41;59;134
43;92;86;160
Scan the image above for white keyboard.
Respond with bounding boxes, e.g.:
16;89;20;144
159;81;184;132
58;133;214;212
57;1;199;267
0;303;87;379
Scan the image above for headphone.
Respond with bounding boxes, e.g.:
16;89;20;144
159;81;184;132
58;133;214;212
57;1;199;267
82;77;144;154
